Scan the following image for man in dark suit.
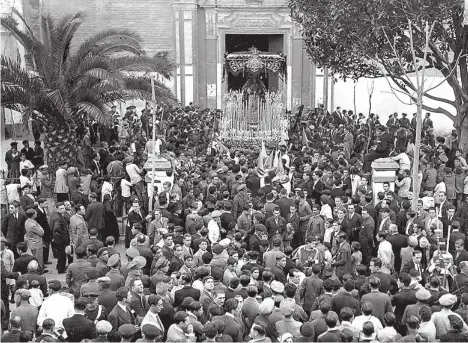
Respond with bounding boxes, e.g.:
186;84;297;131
97;277;118;311
333;233;352;280
19;185;36;211
449;222;466;254
453;239;468;268
63;297;97;342
453;261;468;295
12;242;38;274
391;273;417;329
126;201;148;248
73;183;89;207
174;274;200;308
128;278;148;318
1;316;22;342
363;126;392;172
387;225;408;273
310;171;325;205
84;192;104;236
265;207;287;243
35;199;51;265
1;200;26;258
370;258;397;294
360;276;393;325
16;259;48;296
108;287;136;342
20;140;35;161
50;202;69;274
246;170;261;198
31;141;44;169
331;279;361;320
90;154;103;177
298;264;323;315
401;250;425;284
274;190;294;219
218;298;244;342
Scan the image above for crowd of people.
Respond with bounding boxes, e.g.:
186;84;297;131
1;102;468;342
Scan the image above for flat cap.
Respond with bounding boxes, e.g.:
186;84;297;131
141;324;161;339
118;323;136;338
96;320;112;333
127;256;146;270
85;267;99;279
271;280;285;294
97;276;111;283
415;289;431;301
439;294;457;306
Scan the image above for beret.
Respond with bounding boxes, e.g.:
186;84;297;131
174;311;188;323
96;320;112;333
271;280;285;294
219;238;231;247
85;267;99;279
107;253;120;267
415;289;431;301
259;297;274;315
97;247;108;257
118;324;136;337
212;244;224;255
15;289;31;300
301;322;315;337
126;247;140;258
279;298;296;316
211;210;222;218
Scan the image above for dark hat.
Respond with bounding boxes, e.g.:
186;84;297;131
107;254;120;267
181;297;195;309
97;247;108;258
22;140;29;144
300;322;315;337
141;324;161;339
85;267;99;279
127;256;146;270
10;141;18;147
118;324;136;338
448;314;464;329
126;105;136;110
212;243;224;255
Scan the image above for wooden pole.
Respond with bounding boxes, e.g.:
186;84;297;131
149;78;157;214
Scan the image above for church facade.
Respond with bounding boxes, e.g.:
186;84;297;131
20;0;326;110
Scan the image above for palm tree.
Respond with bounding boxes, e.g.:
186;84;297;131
1;10;176;170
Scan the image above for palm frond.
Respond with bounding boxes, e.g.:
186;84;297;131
109;55;175;78
123;75;177;104
74;90;111;125
92;42;142;57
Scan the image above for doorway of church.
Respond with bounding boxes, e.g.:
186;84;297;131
225;34;284;92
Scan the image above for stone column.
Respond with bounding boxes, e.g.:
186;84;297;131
371;158;400;204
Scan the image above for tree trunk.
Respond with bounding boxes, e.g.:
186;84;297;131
411;94;423;211
43;123;78;175
457;106;468;154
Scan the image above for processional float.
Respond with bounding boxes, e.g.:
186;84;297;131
221;47;289;147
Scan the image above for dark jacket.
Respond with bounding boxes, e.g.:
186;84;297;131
35;207;51;244
174;286;201;308
108;304;135;342
331;292;361;320
299;274;323;312
1;212;26;247
50;212;69;245
85;201;104;231
63;314;97;342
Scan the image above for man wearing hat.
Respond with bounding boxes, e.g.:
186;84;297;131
24;208;45;271
106;254;125;291
125;256;147;288
94;320;112;342
10;289;37;333
432;293;468;337
118;323;137;342
96;247;110;277
96;276;118;312
80;267;101;298
5;141;20;179
401;288;431;327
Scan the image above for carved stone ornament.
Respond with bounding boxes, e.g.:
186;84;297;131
234;19;275;28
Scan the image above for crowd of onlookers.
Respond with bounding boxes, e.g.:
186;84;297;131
1;103;468;342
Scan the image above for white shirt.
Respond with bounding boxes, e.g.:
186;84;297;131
20;159;34;171
6;183;20;202
37;293;74;329
207;219;220;244
126;163;142;184
121;179;132;198
101;181;113;202
320;204;333;220
352;314;383;333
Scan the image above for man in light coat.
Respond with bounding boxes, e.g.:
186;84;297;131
54;161;69;202
70;204;89;248
24;209;44;270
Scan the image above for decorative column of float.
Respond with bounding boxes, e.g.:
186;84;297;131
371;158;400;204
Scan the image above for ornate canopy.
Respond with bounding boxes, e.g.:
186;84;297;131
224;46;287;78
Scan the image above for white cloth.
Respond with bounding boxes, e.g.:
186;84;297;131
377;240;394;274
126;164;142;184
37;293;74;329
120;179;132;198
207;219;220;244
101;181;113;202
352;314;383;333
320;204;333;220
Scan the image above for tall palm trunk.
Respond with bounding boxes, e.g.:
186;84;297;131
43;123;78;173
